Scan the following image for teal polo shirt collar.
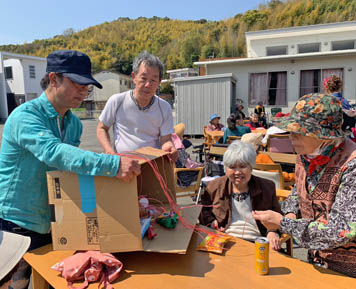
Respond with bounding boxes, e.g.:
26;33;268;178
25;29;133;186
38;92;74;120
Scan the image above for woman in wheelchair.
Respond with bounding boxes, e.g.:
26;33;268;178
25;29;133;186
199;141;282;251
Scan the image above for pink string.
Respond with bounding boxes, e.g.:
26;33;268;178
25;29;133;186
116;152;225;240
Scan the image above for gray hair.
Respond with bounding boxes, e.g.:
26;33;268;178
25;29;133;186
223;140;256;170
132;51;164;80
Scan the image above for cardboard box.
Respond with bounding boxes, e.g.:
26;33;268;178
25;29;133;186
47;147;201;253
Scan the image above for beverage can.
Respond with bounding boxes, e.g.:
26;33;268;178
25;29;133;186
255;237;269;275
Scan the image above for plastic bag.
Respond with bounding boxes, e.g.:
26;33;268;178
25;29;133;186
196;233;232;254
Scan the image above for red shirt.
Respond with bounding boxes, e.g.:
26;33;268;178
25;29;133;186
245;121;263;130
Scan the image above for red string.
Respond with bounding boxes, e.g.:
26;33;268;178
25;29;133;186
116;152;224;240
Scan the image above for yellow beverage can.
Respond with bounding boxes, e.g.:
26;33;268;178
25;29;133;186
255;237;269;275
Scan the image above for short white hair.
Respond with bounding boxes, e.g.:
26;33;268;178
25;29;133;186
223;140;256;170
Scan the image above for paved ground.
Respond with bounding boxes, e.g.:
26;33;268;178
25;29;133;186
0;119;308;265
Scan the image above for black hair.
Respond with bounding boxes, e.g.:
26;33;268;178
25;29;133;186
40;73;63;90
227;113;238;130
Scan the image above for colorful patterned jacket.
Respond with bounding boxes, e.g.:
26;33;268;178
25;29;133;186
281;139;356;277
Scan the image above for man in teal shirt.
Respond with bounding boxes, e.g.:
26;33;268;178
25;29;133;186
0;50;140;289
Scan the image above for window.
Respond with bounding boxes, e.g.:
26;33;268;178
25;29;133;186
298;43;320;54
300;70;320;96
249;71;287;106
266;46;288;56
300;68;343;97
29;65;36;79
170;73;181;79
120;79;122;85
188;71;198;77
5;67;13;79
124;80;127;86
332;40;355;51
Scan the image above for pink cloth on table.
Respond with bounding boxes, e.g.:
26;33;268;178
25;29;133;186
51;251;123;289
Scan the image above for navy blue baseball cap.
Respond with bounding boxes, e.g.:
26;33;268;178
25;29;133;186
46;50;102;89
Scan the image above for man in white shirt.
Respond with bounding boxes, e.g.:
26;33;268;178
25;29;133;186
97;51;177;161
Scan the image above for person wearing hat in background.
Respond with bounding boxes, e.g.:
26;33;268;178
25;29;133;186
0;231;30;289
236;103;246;120
174;122;192;149
206;113;224;132
0;50;140;289
172;123;203;187
96;51;178;161
253;93;356;277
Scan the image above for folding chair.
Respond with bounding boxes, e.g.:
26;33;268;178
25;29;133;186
227;135;241;144
174;166;204;199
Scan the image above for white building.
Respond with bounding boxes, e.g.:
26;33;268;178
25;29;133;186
166;68;199;80
0;52;46;121
83;71;133;114
194;21;356;115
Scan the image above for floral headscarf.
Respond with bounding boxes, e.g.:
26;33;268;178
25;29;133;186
273;93;346;139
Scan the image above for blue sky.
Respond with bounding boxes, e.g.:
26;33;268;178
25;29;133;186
0;0;265;45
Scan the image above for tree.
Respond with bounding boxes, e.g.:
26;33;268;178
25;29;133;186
63;28;75;37
242;10;268;28
160;82;174;95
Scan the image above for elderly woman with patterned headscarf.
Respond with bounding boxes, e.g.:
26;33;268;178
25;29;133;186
253;93;356;278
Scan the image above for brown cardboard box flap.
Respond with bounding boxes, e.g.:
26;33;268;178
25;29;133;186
47;147;200;253
142;206;201;253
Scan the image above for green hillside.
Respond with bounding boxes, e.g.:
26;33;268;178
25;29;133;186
1;0;356;74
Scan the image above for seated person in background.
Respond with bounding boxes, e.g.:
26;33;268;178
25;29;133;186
241;133;295;185
172;124;203;187
254;101;267;128
245;113;264;130
223;113;251;143
261;112;289;145
199;141;282;251
324;75;350;109
323;75;355;131
0;231;30;289
236;103;246;120
206;113;224;132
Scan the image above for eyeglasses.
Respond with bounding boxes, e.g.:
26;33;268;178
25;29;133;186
67;77;93;95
